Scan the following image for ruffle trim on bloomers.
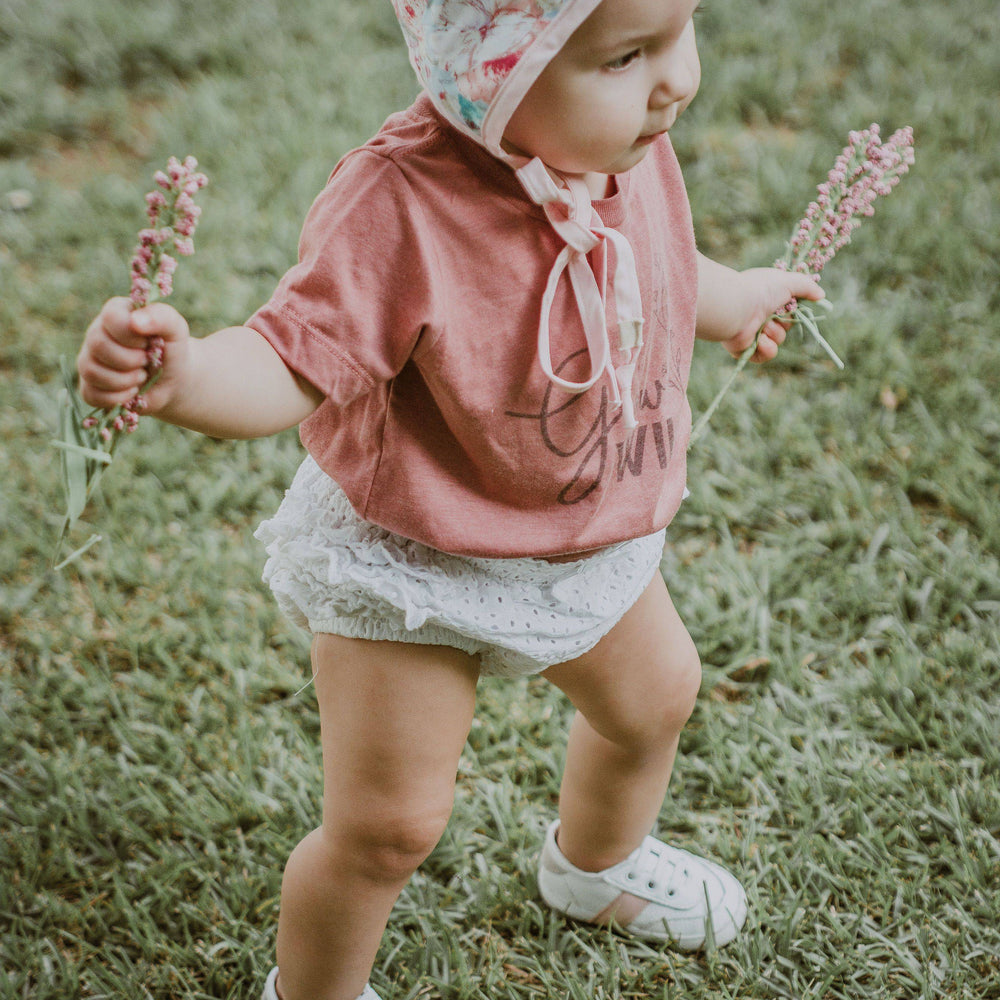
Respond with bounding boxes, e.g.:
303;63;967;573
255;456;666;678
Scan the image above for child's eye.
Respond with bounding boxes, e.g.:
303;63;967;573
605;48;641;71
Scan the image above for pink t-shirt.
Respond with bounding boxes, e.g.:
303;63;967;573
247;95;698;558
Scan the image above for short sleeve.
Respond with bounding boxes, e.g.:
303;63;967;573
247;150;441;406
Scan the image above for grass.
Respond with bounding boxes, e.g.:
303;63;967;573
2;0;999;997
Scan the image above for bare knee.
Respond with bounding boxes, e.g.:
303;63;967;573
321;800;453;886
605;639;703;754
665;636;703;730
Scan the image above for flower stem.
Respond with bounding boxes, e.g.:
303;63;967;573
688;334;759;448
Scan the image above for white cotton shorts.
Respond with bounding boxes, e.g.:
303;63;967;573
255;456;666;679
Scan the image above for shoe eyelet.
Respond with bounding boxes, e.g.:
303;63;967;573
647;880;656;889
626;872;636;880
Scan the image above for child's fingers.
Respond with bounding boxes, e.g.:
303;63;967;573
726;314;786;359
77;299;152;408
763;318;787;345
739;318;788;363
90;297;148;351
785;272;825;303
79;300;190;410
80;305;143;371
750;330;779;362
77;365;147;408
86;327;150;373
77;343;148;406
129;302;190;344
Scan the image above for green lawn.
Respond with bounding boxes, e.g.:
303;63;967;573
2;1;998;998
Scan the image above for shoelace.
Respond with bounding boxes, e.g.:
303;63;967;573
516;157;645;430
623;838;690;898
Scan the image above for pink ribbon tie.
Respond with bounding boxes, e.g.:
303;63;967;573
516;157;646;430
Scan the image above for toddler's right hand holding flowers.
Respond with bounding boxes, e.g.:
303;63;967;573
53;155;210;567
78;298;191;417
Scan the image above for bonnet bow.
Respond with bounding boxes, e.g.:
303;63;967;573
392;0;648;429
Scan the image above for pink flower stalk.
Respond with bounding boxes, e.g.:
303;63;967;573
119;156;207;426
777;124;915;280
129;156;207;310
689;124;915;448
54;155;208;565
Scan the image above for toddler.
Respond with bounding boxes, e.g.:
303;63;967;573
77;0;823;997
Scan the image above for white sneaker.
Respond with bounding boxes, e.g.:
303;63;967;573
262;967;383;1000
537;820;747;950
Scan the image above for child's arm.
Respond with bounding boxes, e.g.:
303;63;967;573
695;253;824;362
77;298;323;439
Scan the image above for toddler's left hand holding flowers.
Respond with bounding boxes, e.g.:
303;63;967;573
720;267;825;363
689;125;913;449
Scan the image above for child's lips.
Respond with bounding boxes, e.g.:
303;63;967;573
638;111;678;144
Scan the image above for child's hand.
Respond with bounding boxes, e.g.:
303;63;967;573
719;267;824;362
77;297;191;414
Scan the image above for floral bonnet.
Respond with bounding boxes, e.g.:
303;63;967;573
391;0;648;429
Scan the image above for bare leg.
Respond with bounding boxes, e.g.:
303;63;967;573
275;635;479;1000
543;573;702;872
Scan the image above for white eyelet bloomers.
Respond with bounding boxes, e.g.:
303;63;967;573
255;456;666;678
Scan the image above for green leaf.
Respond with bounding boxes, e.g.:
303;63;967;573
53;533;104;572
51;439;114;464
57;388;96;525
60;355;88;421
794;302;845;369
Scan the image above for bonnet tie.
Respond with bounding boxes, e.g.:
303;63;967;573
390;0;648;428
516;157;645;430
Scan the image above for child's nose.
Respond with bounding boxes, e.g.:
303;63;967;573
650;57;697;107
649;36;700;107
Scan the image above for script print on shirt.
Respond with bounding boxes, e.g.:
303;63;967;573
505;346;678;507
